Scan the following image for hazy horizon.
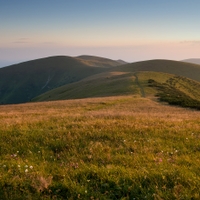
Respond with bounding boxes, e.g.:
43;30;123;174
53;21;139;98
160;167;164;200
1;0;200;67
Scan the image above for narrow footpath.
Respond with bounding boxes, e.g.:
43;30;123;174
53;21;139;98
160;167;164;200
134;73;146;97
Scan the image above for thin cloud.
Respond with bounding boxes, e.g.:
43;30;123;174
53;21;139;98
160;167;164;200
13;39;56;45
41;42;55;45
180;40;200;45
13;38;30;44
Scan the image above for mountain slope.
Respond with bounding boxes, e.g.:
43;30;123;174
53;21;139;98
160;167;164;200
33;70;200;110
33;71;138;101
33;57;200;109
33;59;200;103
0;56;119;104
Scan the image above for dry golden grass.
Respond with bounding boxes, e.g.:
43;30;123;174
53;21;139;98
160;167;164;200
1;95;199;125
0;96;199;199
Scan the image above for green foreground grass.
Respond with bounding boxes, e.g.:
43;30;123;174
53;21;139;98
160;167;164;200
0;96;200;199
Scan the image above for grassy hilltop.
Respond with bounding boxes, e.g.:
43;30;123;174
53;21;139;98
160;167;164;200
34;70;200;110
0;96;200;199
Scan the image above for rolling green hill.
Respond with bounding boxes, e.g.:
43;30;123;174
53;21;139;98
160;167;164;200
33;70;200;110
33;59;200;110
0;56;123;104
32;71;170;101
1;57;200;105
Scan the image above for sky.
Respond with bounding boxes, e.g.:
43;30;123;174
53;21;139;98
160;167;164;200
1;0;200;67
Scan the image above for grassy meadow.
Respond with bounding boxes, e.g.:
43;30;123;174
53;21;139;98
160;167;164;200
0;96;200;199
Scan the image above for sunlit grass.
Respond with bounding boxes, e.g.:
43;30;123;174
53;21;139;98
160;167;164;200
0;96;200;199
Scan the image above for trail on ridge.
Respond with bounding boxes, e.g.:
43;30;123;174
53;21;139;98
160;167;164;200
134;73;146;97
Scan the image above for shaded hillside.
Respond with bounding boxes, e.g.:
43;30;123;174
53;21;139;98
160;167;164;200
32;71;190;101
33;71;137;101
0;56;115;104
114;59;200;82
182;58;200;65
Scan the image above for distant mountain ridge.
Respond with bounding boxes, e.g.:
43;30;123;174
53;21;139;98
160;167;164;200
76;55;127;67
113;59;200;82
0;56;200;105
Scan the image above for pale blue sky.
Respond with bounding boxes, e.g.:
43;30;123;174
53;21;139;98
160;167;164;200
1;0;200;66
